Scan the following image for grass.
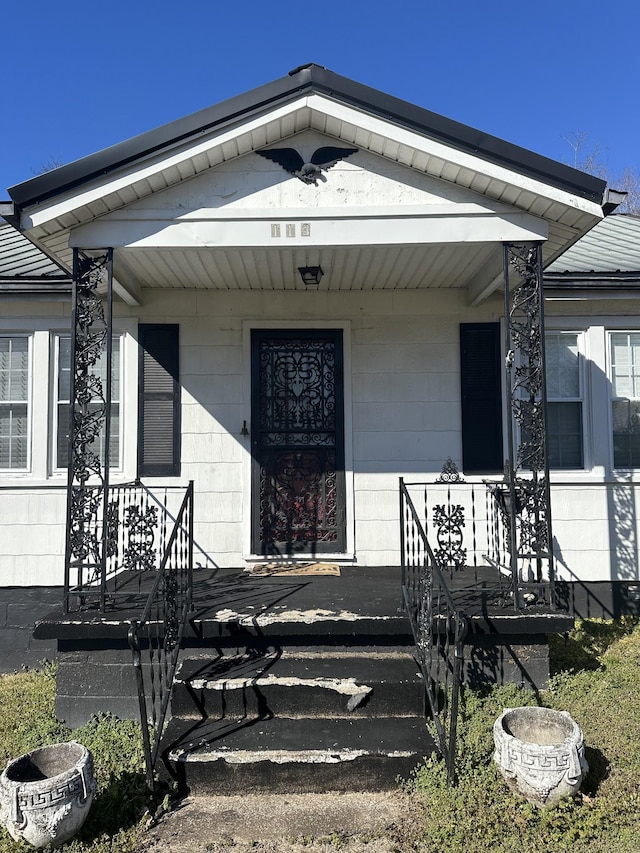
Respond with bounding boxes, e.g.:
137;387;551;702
0;621;638;851
0;665;150;852
406;617;640;852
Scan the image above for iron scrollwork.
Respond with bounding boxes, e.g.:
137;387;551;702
433;504;466;569
435;458;465;484
503;243;554;589
163;570;179;653
122;505;158;572
64;249;113;608
432;460;466;569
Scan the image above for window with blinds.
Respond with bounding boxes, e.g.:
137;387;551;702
0;336;30;470
545;332;584;469
55;334;121;469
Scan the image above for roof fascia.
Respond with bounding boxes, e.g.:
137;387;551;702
545;271;640;288
305;67;606;205
10;64;606;212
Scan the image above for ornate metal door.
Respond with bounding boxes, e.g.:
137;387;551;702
252;330;346;555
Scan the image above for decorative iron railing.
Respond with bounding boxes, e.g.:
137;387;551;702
400;477;467;785
401;460;555;610
64;481;193;613
128;480;194;795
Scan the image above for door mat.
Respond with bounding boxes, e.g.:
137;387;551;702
246;562;341;577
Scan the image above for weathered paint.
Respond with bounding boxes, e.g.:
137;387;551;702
173;748;416;764
190;674;373;701
211;608;394;626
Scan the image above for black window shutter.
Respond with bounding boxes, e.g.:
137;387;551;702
138;324;180;477
460;323;503;474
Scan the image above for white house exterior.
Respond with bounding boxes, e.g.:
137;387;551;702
1;64;636;618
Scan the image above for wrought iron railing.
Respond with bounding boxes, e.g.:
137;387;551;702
128;480;194;795
64;481;193;613
400;477;467;785
401;460;555;610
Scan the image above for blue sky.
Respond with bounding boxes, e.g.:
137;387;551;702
2;0;639;197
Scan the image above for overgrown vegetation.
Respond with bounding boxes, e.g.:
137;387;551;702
406;618;640;852
0;621;638;851
0;665;149;852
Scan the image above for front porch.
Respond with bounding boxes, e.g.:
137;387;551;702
35;560;570;793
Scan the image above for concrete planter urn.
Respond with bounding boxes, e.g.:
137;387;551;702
493;707;588;807
0;741;96;848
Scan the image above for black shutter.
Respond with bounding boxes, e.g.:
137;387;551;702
138;324;180;477
460;323;503;474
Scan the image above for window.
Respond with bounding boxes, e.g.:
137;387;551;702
55;334;121;469
545;333;584;469
0;336;30;470
610;332;640;468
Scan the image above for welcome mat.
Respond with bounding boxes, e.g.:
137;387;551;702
246;562;341;577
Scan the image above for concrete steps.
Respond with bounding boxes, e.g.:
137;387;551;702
170;648;424;719
164;714;433;794
161;612;434;793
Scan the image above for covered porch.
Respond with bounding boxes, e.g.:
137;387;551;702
7;64;611;790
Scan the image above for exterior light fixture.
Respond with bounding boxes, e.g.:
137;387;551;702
298;265;324;286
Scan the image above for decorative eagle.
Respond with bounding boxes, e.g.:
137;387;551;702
257;146;358;185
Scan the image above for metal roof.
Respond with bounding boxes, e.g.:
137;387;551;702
9;63;606;211
547;214;640;274
0;219;71;292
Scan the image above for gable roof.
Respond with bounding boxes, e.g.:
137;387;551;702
9;63;605;212
6;64;612;302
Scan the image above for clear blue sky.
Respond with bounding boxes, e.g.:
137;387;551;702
2;0;639;197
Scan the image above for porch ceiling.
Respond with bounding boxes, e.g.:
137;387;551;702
112;242;499;291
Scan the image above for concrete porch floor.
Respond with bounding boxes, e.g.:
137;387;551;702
34;564;570;642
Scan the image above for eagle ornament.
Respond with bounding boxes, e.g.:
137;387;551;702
257;146;358;185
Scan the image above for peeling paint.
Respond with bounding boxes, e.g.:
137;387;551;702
190;674;373;701
211;607;393;626
175;748;416;765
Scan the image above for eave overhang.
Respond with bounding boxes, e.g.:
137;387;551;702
7;65;608;301
9;64;605;211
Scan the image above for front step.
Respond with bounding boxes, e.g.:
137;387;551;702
163;644;432;793
163;714;435;793
171;648;424;719
159;568;434;794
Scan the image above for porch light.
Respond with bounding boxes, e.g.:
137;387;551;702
298;265;324;286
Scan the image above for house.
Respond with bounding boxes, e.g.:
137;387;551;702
0;64;637;790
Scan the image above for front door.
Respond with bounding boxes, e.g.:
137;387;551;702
251;330;346;556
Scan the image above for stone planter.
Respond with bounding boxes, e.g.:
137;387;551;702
0;741;96;848
493;707;588;807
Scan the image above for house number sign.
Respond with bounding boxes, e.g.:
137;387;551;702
270;223;311;238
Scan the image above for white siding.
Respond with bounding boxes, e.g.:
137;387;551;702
2;290;640;585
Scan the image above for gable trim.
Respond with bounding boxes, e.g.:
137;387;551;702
10;64;606;214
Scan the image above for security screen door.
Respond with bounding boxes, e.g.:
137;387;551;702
251;330;346;556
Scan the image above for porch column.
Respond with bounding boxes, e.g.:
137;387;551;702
63;248;114;613
502;242;555;603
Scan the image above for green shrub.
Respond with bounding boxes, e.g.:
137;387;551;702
0;668;149;852
0;665;68;764
407;619;640;852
